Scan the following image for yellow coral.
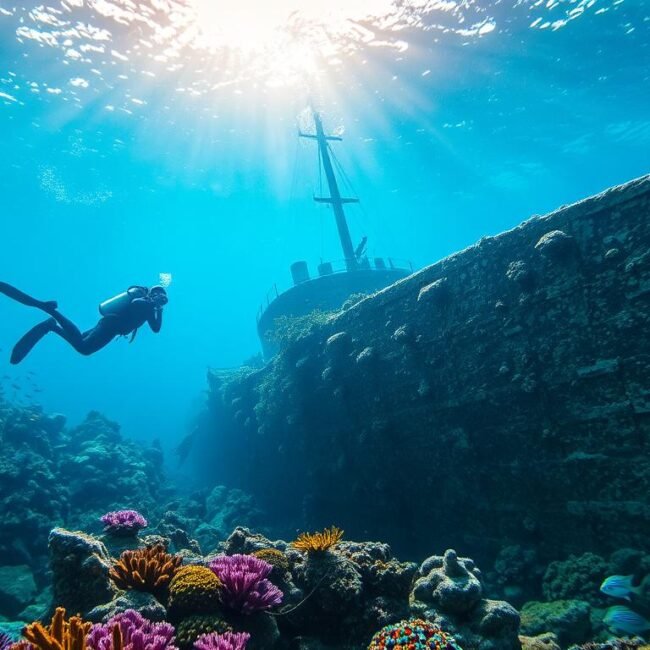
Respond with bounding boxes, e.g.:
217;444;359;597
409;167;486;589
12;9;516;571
168;565;223;616
291;526;344;553
109;544;182;594
252;548;290;574
17;608;91;650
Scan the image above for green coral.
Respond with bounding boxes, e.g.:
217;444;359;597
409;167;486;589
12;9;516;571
175;614;232;650
520;600;592;647
542;553;608;604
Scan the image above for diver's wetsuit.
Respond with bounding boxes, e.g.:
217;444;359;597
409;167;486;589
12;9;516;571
0;282;163;364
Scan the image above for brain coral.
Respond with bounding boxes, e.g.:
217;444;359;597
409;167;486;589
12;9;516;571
175;615;232;650
168;566;223;617
368;619;463;650
251;549;289;576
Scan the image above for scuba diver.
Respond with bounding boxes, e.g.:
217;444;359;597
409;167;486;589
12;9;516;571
0;282;168;364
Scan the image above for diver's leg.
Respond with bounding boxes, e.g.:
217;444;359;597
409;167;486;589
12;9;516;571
49;318;116;356
0;282;57;312
48;309;84;341
10;318;56;364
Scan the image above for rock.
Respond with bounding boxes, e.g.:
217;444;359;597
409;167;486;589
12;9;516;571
542;553;609;605
520;600;591;646
417;277;449;304
412;549;483;614
0;565;37;617
87;590;167;623
49;528;116;616
506;260;536;290
534;230;577;260
519;633;561;650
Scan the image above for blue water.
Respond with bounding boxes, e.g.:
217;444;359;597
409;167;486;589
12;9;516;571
1;0;648;464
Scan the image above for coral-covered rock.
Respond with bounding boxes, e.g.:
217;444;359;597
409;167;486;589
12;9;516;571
412;550;482;615
0;566;36;618
519;633;561;650
542;554;609;605
86;590;167;623
520;600;591;647
49;528;116;616
410;550;521;650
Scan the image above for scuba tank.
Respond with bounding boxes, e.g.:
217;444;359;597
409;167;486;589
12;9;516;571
99;286;148;317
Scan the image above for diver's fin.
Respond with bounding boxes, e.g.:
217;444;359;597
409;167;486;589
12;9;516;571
10;319;54;364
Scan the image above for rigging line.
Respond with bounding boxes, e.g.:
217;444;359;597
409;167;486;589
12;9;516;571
318;140;325;259
328;144;375;247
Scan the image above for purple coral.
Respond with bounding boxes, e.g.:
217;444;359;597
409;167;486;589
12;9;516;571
87;609;177;650
208;554;283;614
194;632;250;650
0;631;13;650
100;510;148;536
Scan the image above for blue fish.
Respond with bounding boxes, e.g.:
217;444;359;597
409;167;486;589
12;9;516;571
603;605;650;635
601;575;642;601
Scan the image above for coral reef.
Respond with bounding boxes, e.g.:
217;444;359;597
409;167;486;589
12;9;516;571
101;511;148;537
168;566;222;619
49;528;116;616
194;632;250;650
0;402;165;617
542;554;609;605
292;527;344;554
410;549;521;650
250;549;289;578
519;633;561;650
519;600;591;647
175;615;232;650
109;546;182;597
208;555;282;615
86;609;177;650
19;607;92;650
367;618;462;650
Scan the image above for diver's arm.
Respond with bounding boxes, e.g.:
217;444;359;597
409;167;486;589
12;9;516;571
148;306;163;333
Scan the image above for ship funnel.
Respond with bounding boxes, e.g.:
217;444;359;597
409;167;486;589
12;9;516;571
291;261;310;285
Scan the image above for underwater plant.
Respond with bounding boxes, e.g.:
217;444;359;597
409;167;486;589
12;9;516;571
193;632;250;650
100;510;148;537
0;632;12;650
208;554;283;614
168;566;223;617
109;545;182;596
14;607;92;650
291;526;344;553
175;616;232;650
87;609;177;650
367;618;463;650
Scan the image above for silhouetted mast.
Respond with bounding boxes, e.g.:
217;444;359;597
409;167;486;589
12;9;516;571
300;111;359;271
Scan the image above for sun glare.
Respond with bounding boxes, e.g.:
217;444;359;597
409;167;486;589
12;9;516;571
189;0;399;85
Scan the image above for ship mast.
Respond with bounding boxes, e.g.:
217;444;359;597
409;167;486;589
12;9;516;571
300;111;359;271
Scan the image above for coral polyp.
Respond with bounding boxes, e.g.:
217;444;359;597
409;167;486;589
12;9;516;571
100;510;148;537
368;619;463;650
17;607;92;650
291;526;344;553
109;545;182;596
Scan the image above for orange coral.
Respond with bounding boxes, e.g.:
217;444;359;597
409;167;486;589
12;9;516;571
291;526;344;553
15;607;91;650
109;544;182;594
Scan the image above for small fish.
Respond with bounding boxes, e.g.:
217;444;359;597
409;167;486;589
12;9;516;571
11;383;21;390
604;605;650;635
601;575;642;601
